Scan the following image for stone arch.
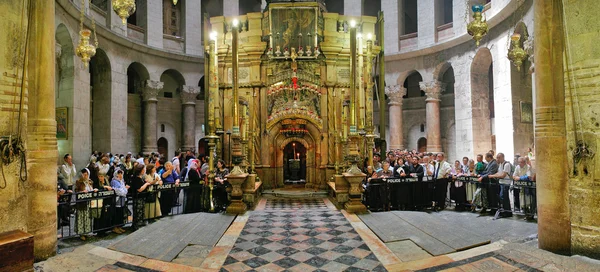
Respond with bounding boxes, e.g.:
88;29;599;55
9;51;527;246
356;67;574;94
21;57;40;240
510;21;534;157
470;47;494;156
127;62;150;94
55;23;76;164
279;137;311;150
266;118;322;189
90;48;112;153
160;69;186;98
402;70;424;98
432;62;453;82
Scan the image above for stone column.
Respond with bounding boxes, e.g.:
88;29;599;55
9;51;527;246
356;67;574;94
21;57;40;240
142;80;163;155
344;0;362;17
184;0;202;56
417;0;436;47
385;85;407;150
382;0;399;54
223;0;239;16
420;81;445;153
534;0;570;254
26;0;59;259
181;86;200;152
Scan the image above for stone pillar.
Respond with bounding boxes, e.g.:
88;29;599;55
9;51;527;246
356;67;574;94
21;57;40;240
417;0;436;47
142;80;163;155
223;0;239;16
382;0;399;54
26;0;59;259
181;86;200;152
420;81;444;153
344;0;362;17
184;0;203;56
534;0;571;254
385;85;407;150
140;0;163;48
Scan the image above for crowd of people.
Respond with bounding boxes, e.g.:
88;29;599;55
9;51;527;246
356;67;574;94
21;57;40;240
363;148;537;219
57;150;230;240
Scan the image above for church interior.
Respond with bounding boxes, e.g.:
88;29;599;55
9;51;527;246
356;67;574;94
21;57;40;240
0;0;600;271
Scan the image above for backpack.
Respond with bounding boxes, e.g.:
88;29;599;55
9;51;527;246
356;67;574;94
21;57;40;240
502;161;514;178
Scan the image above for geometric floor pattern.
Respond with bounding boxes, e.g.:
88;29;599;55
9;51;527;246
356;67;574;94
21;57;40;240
220;198;387;271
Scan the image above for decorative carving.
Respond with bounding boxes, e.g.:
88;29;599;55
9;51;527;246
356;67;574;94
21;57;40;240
142;80;164;102
55;43;62;60
419;81;445;101
181;85;200;105
385;85;407;105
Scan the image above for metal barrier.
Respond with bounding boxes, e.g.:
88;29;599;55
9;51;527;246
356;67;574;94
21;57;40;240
57;182;220;240
363;176;537;219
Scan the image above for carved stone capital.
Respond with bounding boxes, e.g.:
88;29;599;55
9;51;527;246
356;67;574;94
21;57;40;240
142;80;164;102
55;43;62;59
181;85;200;105
385;85;407;106
419;80;445;101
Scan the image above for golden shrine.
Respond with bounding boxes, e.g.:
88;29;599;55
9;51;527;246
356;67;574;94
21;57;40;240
204;0;383;212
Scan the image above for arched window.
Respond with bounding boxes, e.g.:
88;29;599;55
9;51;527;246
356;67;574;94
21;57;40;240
420;124;425;132
161;124;165;132
163;0;181;37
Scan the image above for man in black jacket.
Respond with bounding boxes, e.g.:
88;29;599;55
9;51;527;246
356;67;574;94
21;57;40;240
477;152;499;214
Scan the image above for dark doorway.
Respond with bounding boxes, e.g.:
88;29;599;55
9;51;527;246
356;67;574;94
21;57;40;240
157;137;168;157
418;137;427;153
283;141;307;184
198;138;209;157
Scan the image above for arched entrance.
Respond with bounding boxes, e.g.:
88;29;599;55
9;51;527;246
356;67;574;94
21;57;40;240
90;49;112;153
283;141;307;184
157;137;168;157
470;47;494;155
418;137;427;153
198;138;209;156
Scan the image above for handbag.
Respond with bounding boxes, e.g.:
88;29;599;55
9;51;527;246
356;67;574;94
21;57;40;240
145;185;157;203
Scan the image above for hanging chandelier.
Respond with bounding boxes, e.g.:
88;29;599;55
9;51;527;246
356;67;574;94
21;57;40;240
507;33;528;71
76;0;99;67
467;4;488;46
173;0;178;5
112;0;136;25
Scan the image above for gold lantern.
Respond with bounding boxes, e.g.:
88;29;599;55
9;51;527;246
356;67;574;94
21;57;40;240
112;0;136;25
467;4;488;46
76;0;99;67
507;33;528;71
173;0;178;5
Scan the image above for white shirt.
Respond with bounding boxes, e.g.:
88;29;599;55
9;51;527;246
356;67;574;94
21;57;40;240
61;163;77;186
422;163;435;177
434;161;452;179
513;164;532;179
97;162;110;177
497;161;512;184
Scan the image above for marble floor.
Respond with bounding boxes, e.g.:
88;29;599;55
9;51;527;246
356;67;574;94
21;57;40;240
35;197;600;272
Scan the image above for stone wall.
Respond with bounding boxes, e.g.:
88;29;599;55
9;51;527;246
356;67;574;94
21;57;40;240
562;0;600;259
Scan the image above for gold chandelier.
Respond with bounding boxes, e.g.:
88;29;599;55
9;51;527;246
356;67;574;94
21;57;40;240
112;0;136;25
507;33;528;71
467;4;488;46
173;0;178;5
76;0;99;67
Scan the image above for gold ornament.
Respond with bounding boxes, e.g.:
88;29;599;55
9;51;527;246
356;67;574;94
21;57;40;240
467;4;488;46
77;0;99;67
507;34;528;71
76;30;97;67
112;0;136;25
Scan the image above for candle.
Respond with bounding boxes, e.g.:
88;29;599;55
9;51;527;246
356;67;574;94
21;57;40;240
297;153;300;160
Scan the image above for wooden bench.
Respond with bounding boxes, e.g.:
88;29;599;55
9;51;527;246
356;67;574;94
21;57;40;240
0;230;33;272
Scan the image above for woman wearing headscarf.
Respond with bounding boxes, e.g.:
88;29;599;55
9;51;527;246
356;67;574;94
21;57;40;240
92;173;113;234
144;164;162;219
131;164;151;229
75;168;97;240
182;159;203;213
111;169;128;234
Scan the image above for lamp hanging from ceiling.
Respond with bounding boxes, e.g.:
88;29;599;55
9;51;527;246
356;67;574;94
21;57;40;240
173;0;178;5
76;0;99;67
467;4;488;46
112;0;136;25
507;33;528;71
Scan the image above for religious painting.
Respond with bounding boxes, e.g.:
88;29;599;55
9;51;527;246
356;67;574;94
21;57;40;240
269;5;318;56
520;101;533;123
56;107;68;139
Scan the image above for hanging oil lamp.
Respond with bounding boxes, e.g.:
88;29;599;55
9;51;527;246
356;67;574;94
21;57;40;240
76;0;99;67
507;33;528;71
467;4;488;46
173;0;178;4
112;0;136;25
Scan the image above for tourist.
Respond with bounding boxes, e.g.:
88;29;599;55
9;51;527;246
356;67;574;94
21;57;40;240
60;154;77;190
97;155;111;180
144;164;162;219
75;168;96;240
475;153;499;214
489;153;513;217
131;164;150;230
214;159;230;212
182;159;204;213
110;169;128;234
92;173;113;234
159;161;180;216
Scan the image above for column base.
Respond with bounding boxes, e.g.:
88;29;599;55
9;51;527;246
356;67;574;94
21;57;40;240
226;173;249;215
345;197;368;214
